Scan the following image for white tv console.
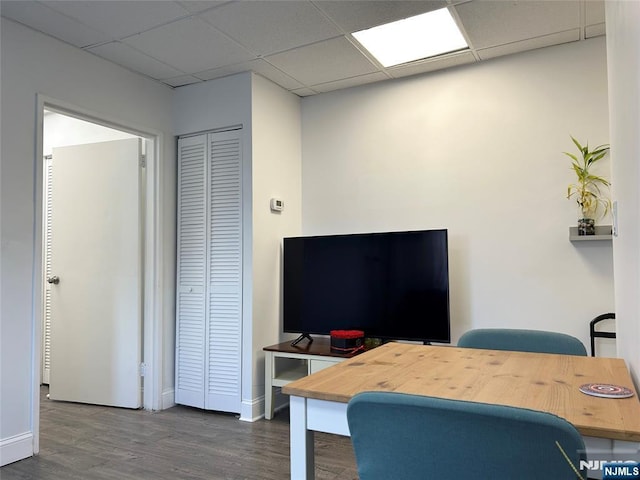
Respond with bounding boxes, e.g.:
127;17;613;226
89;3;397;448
263;338;361;420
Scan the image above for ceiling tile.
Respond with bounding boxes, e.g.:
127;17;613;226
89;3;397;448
88;41;185;80
195;62;257;81
196;59;304;90
388;51;476;78
177;1;230;14
41;1;190;40
266;36;378;86
250;63;307;91
0;0;111;47
476;29;580;61
455;0;580;50
291;87;319;97
162;75;202;87
123;17;255;74
311;72;389;93
313;0;446;33
200;0;341;56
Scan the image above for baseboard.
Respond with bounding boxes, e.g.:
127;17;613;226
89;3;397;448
0;432;33;467
239;395;264;422
161;388;176;410
239;390;290;422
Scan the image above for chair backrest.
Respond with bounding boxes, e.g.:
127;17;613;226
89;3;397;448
590;313;616;357
457;328;587;356
347;391;586;480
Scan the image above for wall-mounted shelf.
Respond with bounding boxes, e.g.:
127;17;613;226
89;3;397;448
569;225;613;242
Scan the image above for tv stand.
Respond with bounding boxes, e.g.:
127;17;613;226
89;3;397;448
290;333;313;346
263;338;362;420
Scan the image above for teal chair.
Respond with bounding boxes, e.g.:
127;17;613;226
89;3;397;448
457;328;587;356
347;392;586;480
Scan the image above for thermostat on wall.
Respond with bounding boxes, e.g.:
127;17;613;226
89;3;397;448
270;198;284;212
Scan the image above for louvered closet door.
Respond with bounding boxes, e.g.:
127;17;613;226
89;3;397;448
42;157;53;385
176;135;207;408
176;130;243;413
206;130;242;412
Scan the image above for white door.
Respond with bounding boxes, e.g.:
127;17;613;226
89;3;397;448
48;138;142;409
206;130;243;412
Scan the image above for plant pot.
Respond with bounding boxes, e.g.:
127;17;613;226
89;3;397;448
578;218;596;236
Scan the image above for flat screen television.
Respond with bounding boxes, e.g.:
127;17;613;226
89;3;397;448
283;229;450;344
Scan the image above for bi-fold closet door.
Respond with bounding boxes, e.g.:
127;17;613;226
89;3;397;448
175;129;243;413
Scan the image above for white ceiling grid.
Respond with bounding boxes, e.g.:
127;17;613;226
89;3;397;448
0;0;606;96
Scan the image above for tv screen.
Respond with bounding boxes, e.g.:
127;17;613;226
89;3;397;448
283;229;450;343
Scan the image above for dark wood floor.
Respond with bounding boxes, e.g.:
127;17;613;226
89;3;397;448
2;387;358;480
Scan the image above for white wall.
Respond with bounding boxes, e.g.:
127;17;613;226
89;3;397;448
172;73;252;136
0;18;175;465
606;1;640;383
250;74;302;417
301;37;613;348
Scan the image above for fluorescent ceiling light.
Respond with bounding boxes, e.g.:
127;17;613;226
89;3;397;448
352;8;468;68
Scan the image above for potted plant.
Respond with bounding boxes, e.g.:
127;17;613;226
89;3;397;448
564;136;611;235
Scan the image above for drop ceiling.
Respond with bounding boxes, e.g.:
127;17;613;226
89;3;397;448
1;0;605;97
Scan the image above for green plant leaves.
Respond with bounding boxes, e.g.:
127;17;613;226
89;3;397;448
565;135;611;219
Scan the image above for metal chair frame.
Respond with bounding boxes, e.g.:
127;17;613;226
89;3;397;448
590;313;616;357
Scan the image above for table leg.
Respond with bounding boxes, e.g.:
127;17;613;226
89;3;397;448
265;352;273;420
290;395;315;480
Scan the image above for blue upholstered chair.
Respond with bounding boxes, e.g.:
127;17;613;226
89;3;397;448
457;328;588;356
347;392;586;480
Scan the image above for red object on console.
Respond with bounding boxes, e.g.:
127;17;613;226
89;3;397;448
330;330;365;339
330;330;365;354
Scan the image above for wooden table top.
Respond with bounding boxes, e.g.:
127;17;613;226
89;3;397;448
282;342;640;442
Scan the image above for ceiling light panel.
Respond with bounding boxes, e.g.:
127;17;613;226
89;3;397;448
352;8;468;67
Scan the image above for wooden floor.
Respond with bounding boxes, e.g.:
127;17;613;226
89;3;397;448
2;387;358;480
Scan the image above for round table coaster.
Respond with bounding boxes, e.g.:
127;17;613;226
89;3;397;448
579;383;635;398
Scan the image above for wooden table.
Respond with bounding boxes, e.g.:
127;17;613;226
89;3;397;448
282;342;640;480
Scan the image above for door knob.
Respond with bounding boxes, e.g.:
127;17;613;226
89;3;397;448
47;276;60;285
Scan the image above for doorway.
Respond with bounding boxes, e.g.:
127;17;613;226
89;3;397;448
33;96;165;454
43;112;144;407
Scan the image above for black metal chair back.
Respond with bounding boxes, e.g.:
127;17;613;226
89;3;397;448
590;313;616;357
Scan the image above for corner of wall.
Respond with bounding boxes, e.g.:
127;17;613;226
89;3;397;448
161;388;176;410
239;396;264;422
